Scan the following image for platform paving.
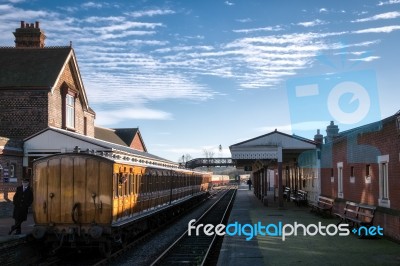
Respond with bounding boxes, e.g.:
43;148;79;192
217;185;400;266
0;208;34;244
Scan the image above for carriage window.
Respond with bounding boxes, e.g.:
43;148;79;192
113;174;119;197
118;173;123;197
135;174;139;194
129;174;134;195
141;175;146;194
125;174;129;195
148;175;152;194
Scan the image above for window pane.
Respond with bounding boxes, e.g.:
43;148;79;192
66;94;75;128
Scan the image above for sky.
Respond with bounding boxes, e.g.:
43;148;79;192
0;0;399;162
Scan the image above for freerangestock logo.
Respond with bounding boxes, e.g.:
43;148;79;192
188;219;383;241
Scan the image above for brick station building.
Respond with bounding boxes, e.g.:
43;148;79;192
0;21;96;186
320;113;400;241
231;112;400;241
0;21;151;209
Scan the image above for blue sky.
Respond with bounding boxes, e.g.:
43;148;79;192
1;0;399;162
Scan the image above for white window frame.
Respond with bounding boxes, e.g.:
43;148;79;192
337;162;343;198
66;94;75;128
378;154;390;208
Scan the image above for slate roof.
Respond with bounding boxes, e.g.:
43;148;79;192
94;126;128;147
230;129;316;148
0;47;72;88
25;126;176;165
113;128;139;146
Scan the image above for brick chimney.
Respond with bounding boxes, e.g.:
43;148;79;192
314;129;323;145
325;121;339;143
13;21;46;48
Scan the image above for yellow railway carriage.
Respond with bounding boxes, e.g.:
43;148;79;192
32;152;210;255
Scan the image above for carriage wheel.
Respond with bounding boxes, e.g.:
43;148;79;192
99;240;112;258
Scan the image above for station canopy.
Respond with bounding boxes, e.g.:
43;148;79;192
229;130;317;170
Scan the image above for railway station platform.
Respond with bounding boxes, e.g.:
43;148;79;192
0;211;35;265
0;212;34;240
217;184;400;266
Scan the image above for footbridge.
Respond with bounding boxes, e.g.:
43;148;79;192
185;157;234;169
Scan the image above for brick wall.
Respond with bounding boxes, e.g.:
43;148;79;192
131;133;145;151
321;116;400;241
0;137;23;189
0;90;48;139
49;60;95;137
322;118;399;210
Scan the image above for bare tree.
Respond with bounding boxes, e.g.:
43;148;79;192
184;154;192;162
203;149;214;159
178;154;193;164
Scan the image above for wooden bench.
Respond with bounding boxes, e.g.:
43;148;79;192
335;201;376;228
334;201;359;225
309;196;334;216
290;190;308;206
283;187;291;202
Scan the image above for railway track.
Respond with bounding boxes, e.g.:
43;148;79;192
150;187;236;266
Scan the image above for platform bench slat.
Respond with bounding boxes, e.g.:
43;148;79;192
290;190;308;206
335;201;376;231
310;196;334;216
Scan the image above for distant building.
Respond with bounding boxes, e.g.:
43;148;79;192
95;126;147;152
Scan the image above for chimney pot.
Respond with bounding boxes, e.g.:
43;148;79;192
14;20;46;48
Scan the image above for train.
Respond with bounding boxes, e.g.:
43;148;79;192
30;151;211;256
210;175;230;186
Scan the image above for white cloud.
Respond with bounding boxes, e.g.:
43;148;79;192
352;11;400;22
378;0;400;6
348;56;380;62
353;25;400;33
83;16;125;23
297;19;327;27
126;9;175;18
233;26;283;33
224;1;235;6
236;18;252;23
95;107;173;125
81;2;103;9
